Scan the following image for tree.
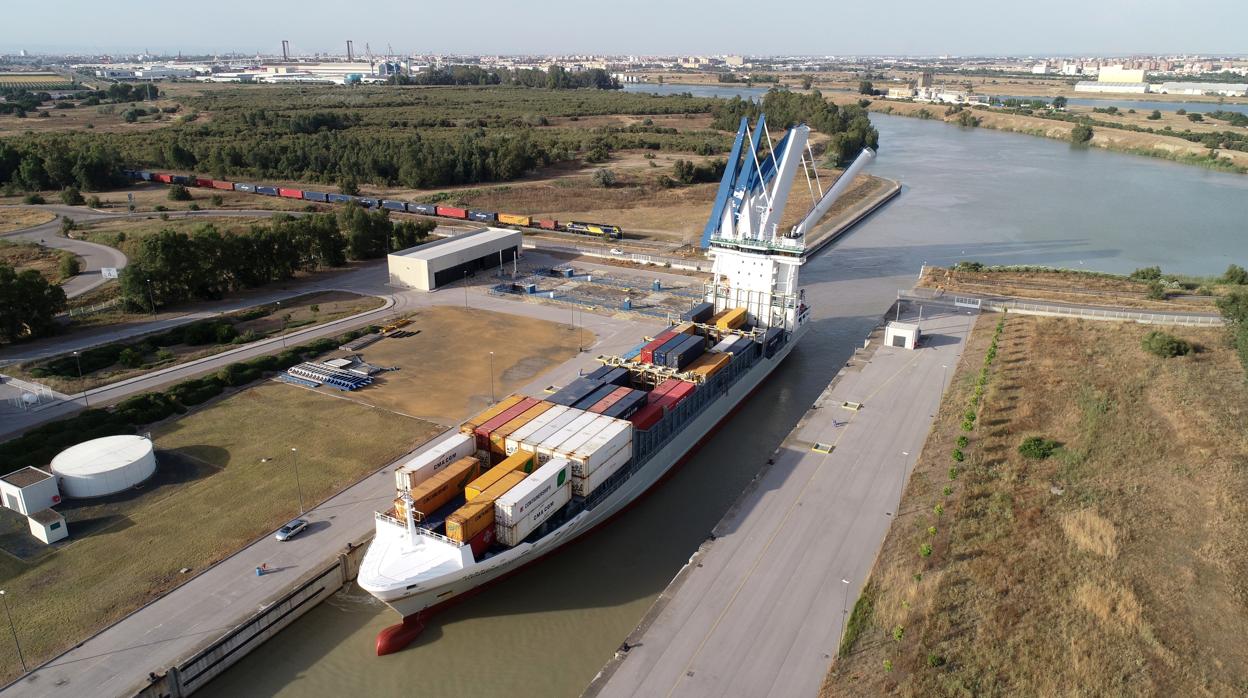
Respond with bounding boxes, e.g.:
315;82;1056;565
1145;281;1168;300
1147;109;1162;120
1222;264;1248;286
592;168;617;188
59;253;80;278
1052;96;1068;109
1071;124;1094;144
1188;112;1204;122
801;75;814;90
338;177;360;196
1141;330;1193;358
59;186;84;205
858;80;874;95
167;184;192;201
337;202;393;260
0;263;67;342
1129;265;1163;281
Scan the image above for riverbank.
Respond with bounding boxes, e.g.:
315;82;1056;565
829;94;1248;174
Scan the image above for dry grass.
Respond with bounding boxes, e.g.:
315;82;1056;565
78;214;271;253
824;314;1248;697
0;99;191;136
0;207;55;234
315;305;586;425
0;381;441;681
917;266;1225;312
0;239;66;282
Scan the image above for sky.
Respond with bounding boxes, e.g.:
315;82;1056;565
9;0;1248;57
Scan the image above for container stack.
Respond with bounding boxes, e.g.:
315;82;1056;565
445;470;526;544
393;433;475;493
393;456;481;521
681;301;714;324
494;458;573;547
465;449;537;500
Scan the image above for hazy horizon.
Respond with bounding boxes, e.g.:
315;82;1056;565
8;0;1248;58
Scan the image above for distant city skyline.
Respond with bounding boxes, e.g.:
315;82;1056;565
8;0;1248;57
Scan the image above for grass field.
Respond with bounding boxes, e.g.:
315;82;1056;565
316;305;587;425
78;213;272;253
824;315;1248;696
0;381;440;681
0;239;71;283
0;207;55;234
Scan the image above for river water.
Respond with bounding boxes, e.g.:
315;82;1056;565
201;91;1247;698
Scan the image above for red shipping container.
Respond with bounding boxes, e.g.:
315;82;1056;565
153;173;173;183
194;177;214;188
651;378;682;399
468;522;496;558
629;402;664;430
436;206;468;219
653;380;695;411
537;219;558;230
212;180;235;191
473;397;539;450
639;330;678;364
588;386;631;414
278;187;303;199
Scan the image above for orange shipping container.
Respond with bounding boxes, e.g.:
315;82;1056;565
686;352;730;379
446;471;526;542
488;402;554;461
461;395;525;436
466;450;536;500
397;456;481;520
498;213;531;227
714;307;748;330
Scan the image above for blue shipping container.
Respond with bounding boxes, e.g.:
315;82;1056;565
586;366;614;380
468;210;496;222
381;200;406;211
681;301;714;324
603;389;647;420
602;367;630;387
255;185;279;196
763;327;785;358
621;341;647;361
651;334;690;366
302;191;329;202
170;175;190;185
665;335;706;370
548;377;604;407
408;203;437;215
573;384;618;410
358;198;378;208
234;183;257;193
138;171;153;181
326;193;354;204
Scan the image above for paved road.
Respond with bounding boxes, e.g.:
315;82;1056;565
0;305;661;698
589;307;975;698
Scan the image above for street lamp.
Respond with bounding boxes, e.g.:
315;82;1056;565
488;351;495;403
0;591;26;673
840;578;851;639
146;278;156;317
73;350;88;407
463;270;470;308
291;447;305;515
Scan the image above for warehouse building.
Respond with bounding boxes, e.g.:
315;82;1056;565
388;228;522;291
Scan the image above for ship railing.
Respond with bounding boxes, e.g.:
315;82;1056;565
413;527;466;547
375;511;405;529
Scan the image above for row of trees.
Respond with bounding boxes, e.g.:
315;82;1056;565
119;206;432;310
0;264;67;343
389;65;620;90
710;88;880;165
0;138;123;192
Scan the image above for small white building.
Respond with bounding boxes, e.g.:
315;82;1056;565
388;228;522;292
0;467;60;516
885;321;921;350
28;509;67;545
1074;80;1150;94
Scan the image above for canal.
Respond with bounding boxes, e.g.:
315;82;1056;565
200;94;1248;698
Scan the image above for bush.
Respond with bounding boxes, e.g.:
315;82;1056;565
1071;124;1093;144
167;376;224;406
58;253;80;278
214;322;238;344
951;448;965;462
167;184;192;201
86;195;101;208
961;419;975;432
1018;436;1059;460
60;187;85;205
22;193;45;205
188;203;200;211
216;362;260;387
1145;281;1167;301
956;435;969;448
1141;330;1193;358
1222;264;1248;286
1129;265;1163;281
117;347;144;368
209;194;224;207
1147;109;1162;120
927;653;946;668
116;392;181;424
919;543;933;557
592;168;617;188
892;626;904;642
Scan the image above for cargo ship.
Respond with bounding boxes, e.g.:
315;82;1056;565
358;116;877;654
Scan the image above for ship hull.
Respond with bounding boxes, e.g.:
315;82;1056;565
376;322;807;620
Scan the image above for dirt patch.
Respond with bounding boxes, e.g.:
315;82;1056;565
0;239;68;282
0;207;55;234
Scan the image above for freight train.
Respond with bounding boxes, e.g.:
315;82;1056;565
121;170;624;240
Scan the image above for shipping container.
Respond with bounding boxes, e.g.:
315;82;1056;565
517;408;581;453
494;457;570;528
572;384;618;411
212;180;235;191
715;307;748;330
548;415;613;459
326;193;354;204
651;333;690;366
587;386;630;414
585;365;614;381
466;449;537;500
536;412;602;464
650;379;695;412
566;419;632;478
629;402;664;430
672;322;697;335
548;377;604;407
461;395;526;436
153;173;173;183
436;205;468;219
407;202;438;215
487;402;554;461
681;301;714;324
302;190;329;202
395;455;481;520
711;336;738;354
504;405;569;456
394;432;476;492
621;342;647;361
256;185;279;196
234;183;257;193
537;219;558;230
764;327;786;358
446;470;526;543
138;171;153;181
685;352;730;380
571;446;630;498
194;177;214;188
638;329;677;364
725;336;758;362
358;197;379;208
277;187;302;199
381;199;406;212
170;175;190;185
665;334;706;370
602;389;648;420
497;213;530;227
468;520;497;557
600;366;630;387
473;397;540;451
468;209;497;223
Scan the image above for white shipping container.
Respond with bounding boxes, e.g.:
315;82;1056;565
568;420;633;477
712;336;736;353
496;480;571;547
550;414;614;459
495;458;571;527
571;444;631;497
505;405;568;455
394;432;475;491
536;412;600;463
522;410;582;454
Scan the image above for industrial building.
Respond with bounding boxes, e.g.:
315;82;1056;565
1076;65;1150;94
387;228;522;292
1156;81;1248;96
50;434;157;498
0;466;59;515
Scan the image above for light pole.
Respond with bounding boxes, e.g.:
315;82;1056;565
146;278;156;317
488;351;495;403
73;351;88;407
277;300;286;348
291;447;304;515
840;578;851;639
463;270;469;308
0;591;26;673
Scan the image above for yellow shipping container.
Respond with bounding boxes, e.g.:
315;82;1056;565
498;213;531;227
686;352;730;379
396;456;481;520
487;402;553;461
673;322;697;335
466;450;536;500
447;470;527;542
461;394;525;436
715;307;748;330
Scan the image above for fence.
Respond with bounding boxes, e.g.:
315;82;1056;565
898;289;1223;327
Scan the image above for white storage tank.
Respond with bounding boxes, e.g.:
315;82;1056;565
50;435;157;498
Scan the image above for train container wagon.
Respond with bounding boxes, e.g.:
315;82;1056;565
138;171;154;181
436;206;468;219
211;180;235;191
153;173;173;184
234;183;257;193
381;200;406;212
194;177;215;188
278;188;303;200
302;191;329;203
358;198;379;208
169;175;191;185
326;193;354;204
498;213;531;227
536;219;558;230
468;210;497;223
407;202;437;215
255;185;279;196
